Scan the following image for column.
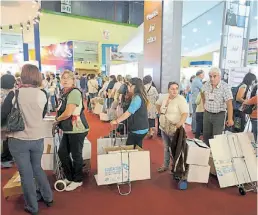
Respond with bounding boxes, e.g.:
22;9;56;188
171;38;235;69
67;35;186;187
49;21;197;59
105;47;111;76
34;22;41;71
161;0;183;93
23;43;29;61
138;55;144;79
219;0;252;85
144;0;183;93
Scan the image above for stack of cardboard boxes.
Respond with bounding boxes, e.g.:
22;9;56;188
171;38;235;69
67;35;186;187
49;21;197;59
186;139;211;183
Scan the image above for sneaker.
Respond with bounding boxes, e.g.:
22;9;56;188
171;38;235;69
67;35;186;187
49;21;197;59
64;179;71;185
65;182;83;191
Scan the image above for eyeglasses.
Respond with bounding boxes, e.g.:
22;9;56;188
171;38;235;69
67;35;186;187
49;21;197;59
209;75;217;79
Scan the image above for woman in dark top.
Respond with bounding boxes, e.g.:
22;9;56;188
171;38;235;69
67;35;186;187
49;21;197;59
106;75;117;108
1;74;16;165
111;78;149;148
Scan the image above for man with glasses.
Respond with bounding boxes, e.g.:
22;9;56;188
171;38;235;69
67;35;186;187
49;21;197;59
201;67;234;146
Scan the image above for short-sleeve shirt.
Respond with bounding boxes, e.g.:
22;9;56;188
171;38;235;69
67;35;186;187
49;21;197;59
157;94;189;126
127;95;148;134
202;81;233;113
191;77;203;104
65;89;88;134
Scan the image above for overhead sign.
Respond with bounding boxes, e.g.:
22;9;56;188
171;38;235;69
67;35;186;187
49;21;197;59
61;0;71;14
220;0;251;83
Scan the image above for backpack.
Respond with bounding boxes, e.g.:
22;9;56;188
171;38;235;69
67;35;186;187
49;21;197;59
232;83;249;110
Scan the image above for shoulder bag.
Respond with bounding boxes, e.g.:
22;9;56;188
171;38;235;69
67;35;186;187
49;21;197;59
7;90;25;132
160;99;177;137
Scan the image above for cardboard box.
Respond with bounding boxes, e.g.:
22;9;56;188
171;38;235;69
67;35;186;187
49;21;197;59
41;154;54;171
43;117;55;138
95;145;150;185
83;138;91;160
187;165;210;183
97;137;127;155
44;138;54;154
186;139;210;166
3;172;23;198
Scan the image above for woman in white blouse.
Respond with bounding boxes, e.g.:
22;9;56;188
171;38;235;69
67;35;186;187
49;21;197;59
87;74;99;111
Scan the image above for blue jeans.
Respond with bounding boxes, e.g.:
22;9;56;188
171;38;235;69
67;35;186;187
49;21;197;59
251;118;257;142
50;95;56;111
161;131;172;168
8;138;53;213
192;104;197;133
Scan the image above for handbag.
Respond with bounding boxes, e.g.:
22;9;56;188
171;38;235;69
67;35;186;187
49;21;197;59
7;90;25;132
242;104;256;115
160;98;177;136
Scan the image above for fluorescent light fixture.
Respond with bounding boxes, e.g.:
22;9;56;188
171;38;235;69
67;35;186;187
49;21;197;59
207;20;212;25
192;28;198;33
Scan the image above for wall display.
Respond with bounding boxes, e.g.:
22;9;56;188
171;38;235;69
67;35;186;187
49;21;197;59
219;0;251;83
61;0;71;14
110;52;139;62
228;67;251;87
247;38;258;65
144;0;162;91
41;41;74;72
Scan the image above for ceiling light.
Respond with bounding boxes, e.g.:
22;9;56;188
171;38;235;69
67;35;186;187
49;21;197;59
27;21;31;27
20;23;24;30
9;25;13;30
207;20;212;25
192;28;198;33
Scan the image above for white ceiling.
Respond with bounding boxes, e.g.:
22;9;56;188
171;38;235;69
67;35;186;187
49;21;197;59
0;0;40;26
120;0;258;56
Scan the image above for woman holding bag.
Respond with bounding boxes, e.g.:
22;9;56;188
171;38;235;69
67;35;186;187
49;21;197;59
2;64;53;215
156;82;188;173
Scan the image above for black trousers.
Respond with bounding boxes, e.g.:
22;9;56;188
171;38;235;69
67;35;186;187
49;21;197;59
126;132;147;148
195;112;204;139
1;139;13;162
58;132;88;182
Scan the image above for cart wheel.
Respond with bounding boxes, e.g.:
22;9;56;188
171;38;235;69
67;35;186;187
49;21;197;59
239;187;246;196
178;180;188;190
54;180;66;192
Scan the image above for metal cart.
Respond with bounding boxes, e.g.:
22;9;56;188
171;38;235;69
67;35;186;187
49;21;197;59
226;134;257;195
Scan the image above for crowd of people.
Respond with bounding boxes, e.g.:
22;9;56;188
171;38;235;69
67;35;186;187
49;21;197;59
1;65;257;214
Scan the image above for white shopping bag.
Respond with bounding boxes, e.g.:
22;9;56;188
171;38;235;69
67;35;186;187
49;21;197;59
93;103;103;115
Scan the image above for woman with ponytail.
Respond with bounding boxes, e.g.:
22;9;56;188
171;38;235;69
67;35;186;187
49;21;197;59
111;78;149;148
